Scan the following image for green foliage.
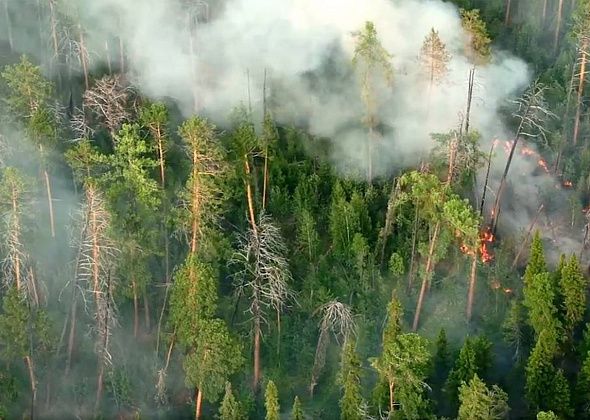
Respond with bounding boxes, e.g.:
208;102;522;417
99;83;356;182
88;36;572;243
339;340;363;420
169;255;218;347
264;380;280;420
183;319;243;402
524;231;547;286
446;336;492;409
525;328;571;416
218;382;245;420
352;21;393;84
1;56;52;115
576;352;590;416
458;374;509;420
291;396;304;420
559;255;587;336
502;300;527;363
460;9;492;63
536;412;558;420
388;252;405;277
524;272;561;339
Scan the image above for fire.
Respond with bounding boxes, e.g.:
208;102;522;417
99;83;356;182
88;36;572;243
563;180;573;188
503;288;513;294
538;159;549;173
479;227;495;263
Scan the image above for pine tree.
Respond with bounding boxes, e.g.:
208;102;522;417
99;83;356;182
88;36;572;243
524;272;561;339
218;382;243;420
352;21;393;181
460;9;491;64
458;374;509;420
339;340;363;420
265;380;280;420
576;351;590;417
559;255;587;337
536;412;558;420
291;396;304;420
419;28;451;88
524;231;547;286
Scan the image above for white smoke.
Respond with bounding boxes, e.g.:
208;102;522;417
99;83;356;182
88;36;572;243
55;0;531;177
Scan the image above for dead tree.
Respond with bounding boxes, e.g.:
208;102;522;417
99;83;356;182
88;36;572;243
3;0;13;51
233;213;293;392
65;184;119;411
490;82;556;233
377;179;401;266
309;300;355;396
555;0;565;51
83;75;131;141
572;34;589;145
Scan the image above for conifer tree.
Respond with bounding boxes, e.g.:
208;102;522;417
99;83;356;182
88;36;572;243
537;411;558;420
291;396;304;420
524;272;561;339
219;382;243;420
458;374;509;420
339;340;363;420
265;380;280;420
352;21;393;181
419;28;451;90
576;351;590;416
524;231;547;286
559;255;588;337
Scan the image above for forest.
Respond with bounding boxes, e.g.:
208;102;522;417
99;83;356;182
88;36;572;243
0;0;590;418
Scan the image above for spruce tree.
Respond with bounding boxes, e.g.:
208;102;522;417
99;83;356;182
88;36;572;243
291;396;304;420
219;382;243;420
265;380;280;420
524;231;547;286
339;340;363;420
524;272;561;339
559;255;587;337
458;374;509;420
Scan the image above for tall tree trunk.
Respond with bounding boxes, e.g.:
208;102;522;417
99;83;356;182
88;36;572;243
407;206;420;293
95;360;104;413
573;39;588;145
262;69;269;211
379;179;400;266
389;381;395;414
119;36;125;74
480;142;495;217
65;295;77;375
48;0;59;72
3;0;13;51
464;67;475;135
505;0;512;26
105;40;112;74
143;288;150;332
253;304;261;392
24;355;36;418
244;157;258;234
11;185;21;291
542;0;548;25
412;221;440;331
555;62;578;170
195;388;203;419
490;112;528;233
466;253;478;321
78;24;89;90
132;277;139;338
555;0;564;51
43;169;55;238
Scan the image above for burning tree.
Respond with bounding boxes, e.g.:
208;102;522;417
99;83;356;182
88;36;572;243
232;214;293;392
490;81;556;233
309;300;356;396
352;21;394;182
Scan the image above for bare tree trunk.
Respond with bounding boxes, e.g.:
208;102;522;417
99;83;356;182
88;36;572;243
555;0;564;51
555;62;578;170
480;142;495;217
132;277;139;338
3;0;13;51
24;355;36;418
262;69;269;211
367;126;374;183
466;253;478;322
573;39;588;145
253;306;261;392
43;169;55;238
542;0;548;25
195;388;203;419
156;282;170;354
78;24;89;90
490;114;528;233
505;0;512;26
379;179;400;266
244;157;258;235
407;207;419;293
465;67;475;135
95;361;104;414
105;40;112;74
511;204;544;269
65;296;77;375
389;381;395;414
412;221;440;331
143;288;150;332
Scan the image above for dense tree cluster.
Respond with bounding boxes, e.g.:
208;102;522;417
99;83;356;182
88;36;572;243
0;0;590;419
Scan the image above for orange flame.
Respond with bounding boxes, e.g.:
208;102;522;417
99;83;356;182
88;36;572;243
538;159;549;173
563;180;573;188
503;288;513;294
479;227;495;263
